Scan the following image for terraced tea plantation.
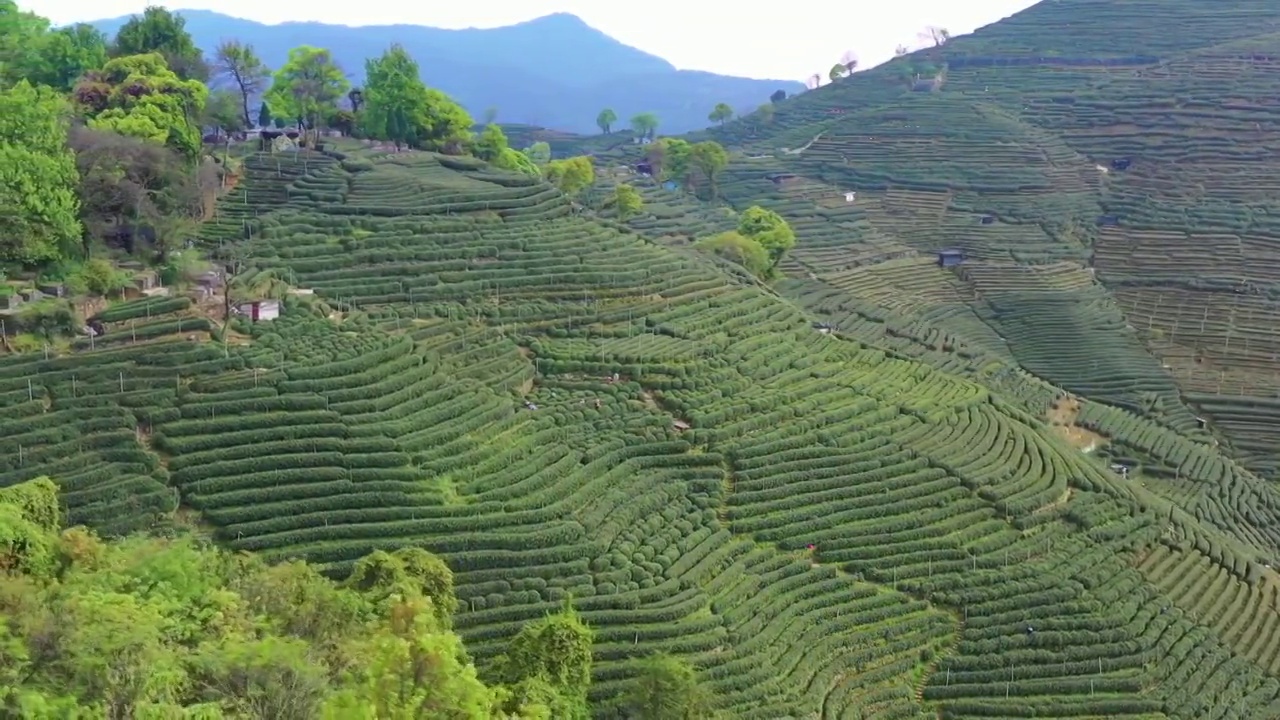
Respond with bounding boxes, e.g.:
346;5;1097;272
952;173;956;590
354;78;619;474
8;138;1280;718
688;0;1280;484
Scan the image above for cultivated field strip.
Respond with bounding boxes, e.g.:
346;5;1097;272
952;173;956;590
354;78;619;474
0;296;235;534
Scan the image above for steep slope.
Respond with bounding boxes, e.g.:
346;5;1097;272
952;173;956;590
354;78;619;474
6;146;1280;718
84;10;803;133
689;0;1280;481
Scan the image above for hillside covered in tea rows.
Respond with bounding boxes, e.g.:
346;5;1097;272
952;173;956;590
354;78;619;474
7;0;1280;717
5;141;1280;717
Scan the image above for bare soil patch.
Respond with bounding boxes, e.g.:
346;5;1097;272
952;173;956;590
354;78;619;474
1046;395;1107;452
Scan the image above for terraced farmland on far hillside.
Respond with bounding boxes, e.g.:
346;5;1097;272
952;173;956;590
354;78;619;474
685;0;1280;485
8;140;1280;718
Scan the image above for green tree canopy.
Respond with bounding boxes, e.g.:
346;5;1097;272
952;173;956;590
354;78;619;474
596;108;616;134
362;43;473;152
0;476;590;717
689;141;729;197
475;123;509;162
614;183;643;220
696;230;771;279
74;52;208;160
0;7;108;93
39;24;108;91
649;137;690;182
110;5;207;81
204;88;246;135
621;653;718;720
630;112;659;140
266;45;348;130
494;601;594;719
322;596;502;718
68;125;209;255
0;81;82;264
0;0;51;85
543;156;594;196
737;205;796;269
708;103;733;126
477;123;541;175
522;141;551;165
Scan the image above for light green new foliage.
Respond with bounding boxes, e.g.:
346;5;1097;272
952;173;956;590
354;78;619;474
0;477;582;717
81;53;208;160
345;546;459;625
266;45;348;129
0;82;80;263
322;597;500;720
737;205;796;268
187;635;331;719
0;504;57;577
362;44;472;151
475;123;509;161
614;183;643;219
522;141;551;165
478;125;539;176
544;156;595;196
696;230;771;279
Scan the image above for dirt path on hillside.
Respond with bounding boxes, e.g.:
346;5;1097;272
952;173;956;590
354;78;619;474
1046;395;1107;452
783;132;825;155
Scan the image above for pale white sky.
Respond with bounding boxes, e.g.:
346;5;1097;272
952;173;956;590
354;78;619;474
25;0;1040;81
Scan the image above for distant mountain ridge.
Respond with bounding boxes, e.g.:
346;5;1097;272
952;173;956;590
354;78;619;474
85;10;804;134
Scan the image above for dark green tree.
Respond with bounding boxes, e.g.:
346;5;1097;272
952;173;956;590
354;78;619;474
110;6;207;81
621;653;718;720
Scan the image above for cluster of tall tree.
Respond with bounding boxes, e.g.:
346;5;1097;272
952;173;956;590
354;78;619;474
697;206;796;280
643;138;729;199
0;2;486;269
1;3;232;267
594;108;661;140
0;476;719;718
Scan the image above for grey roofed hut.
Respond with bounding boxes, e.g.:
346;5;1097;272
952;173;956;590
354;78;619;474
938;248;965;268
